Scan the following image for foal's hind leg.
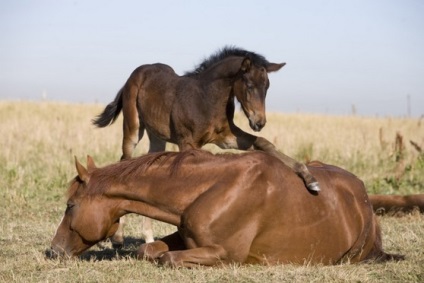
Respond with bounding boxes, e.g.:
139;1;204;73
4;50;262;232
110;218;125;249
121;93;144;160
137;132;168;243
111;102;146;247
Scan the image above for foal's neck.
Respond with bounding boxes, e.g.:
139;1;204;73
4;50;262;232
199;57;243;81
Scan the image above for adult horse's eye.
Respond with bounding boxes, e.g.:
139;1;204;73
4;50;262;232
66;203;75;212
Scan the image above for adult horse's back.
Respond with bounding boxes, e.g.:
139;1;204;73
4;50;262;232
50;151;403;266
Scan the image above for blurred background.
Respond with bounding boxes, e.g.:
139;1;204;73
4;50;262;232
1;0;423;117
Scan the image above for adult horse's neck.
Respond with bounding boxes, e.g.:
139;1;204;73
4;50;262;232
104;154;225;227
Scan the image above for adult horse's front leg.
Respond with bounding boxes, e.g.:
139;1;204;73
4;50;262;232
221;126;320;192
137;231;186;262
159;245;228;267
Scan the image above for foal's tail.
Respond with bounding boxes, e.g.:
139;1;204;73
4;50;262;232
92;87;124;127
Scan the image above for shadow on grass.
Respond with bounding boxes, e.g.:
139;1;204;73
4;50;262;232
79;236;146;261
45;237;147;261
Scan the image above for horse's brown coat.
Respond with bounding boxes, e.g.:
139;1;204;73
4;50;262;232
50;151;403;266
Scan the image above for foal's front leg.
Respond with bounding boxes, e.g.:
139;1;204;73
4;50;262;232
253;136;320;191
224;126;320;192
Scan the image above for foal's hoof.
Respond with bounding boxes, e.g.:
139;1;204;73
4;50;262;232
307;182;320;192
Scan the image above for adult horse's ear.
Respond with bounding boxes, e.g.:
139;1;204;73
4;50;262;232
266;62;286;73
240;58;251;72
86;155;97;172
75;156;90;183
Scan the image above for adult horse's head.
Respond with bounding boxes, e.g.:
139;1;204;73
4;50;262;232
48;156;121;258
233;56;285;131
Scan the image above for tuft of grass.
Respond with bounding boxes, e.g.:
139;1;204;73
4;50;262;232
0;101;423;282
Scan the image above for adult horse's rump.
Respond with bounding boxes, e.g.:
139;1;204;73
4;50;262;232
49;151;403;266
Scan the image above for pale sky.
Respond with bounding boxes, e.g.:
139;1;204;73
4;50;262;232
1;0;423;117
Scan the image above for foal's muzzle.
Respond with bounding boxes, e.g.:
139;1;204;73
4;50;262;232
249;115;266;132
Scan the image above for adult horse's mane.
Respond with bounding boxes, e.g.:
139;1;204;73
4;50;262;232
184;46;270;77
67;150;217;197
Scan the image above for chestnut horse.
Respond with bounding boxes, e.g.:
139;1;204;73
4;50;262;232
50;151;407;266
92;47;319;244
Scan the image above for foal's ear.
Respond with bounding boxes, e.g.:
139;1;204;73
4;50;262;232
86;155;97;171
240;58;251;72
75;156;90;183
266;62;286;73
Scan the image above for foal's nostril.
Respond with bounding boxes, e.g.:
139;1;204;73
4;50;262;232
255;122;265;131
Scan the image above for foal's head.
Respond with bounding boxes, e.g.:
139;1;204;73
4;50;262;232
49;156;120;258
185;47;285;132
233;57;285;131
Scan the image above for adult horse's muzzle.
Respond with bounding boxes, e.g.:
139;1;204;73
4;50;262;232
45;245;73;259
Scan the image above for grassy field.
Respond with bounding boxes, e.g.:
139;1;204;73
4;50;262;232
0;101;423;282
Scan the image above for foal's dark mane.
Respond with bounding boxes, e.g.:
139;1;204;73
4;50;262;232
184;46;270;77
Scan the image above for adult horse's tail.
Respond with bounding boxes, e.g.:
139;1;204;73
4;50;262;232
92;87;124;127
369;194;424;214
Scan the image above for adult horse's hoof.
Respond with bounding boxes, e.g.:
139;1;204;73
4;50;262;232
307;182;320;192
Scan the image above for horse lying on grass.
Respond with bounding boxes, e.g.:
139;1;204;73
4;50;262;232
49;150;418;267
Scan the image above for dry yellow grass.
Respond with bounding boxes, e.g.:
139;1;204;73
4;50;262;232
0;101;423;282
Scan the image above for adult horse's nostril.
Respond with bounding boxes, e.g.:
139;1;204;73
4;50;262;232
45;248;59;259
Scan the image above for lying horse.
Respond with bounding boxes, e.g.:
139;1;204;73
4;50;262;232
50;151;405;266
92;46;319;244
